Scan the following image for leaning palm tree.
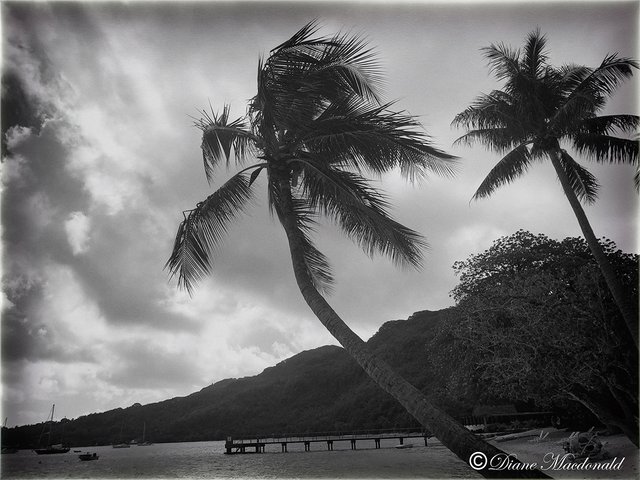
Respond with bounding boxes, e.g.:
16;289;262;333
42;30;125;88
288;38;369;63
452;29;639;347
167;22;548;478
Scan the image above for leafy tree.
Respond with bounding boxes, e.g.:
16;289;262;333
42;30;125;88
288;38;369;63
452;29;639;346
446;230;638;445
166;22;547;478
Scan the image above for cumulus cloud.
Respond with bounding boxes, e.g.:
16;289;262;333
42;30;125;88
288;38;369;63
65;211;91;255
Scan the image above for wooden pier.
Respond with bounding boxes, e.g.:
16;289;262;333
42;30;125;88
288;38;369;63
224;428;431;454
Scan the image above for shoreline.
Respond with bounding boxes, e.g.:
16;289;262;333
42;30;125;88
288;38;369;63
489;428;638;479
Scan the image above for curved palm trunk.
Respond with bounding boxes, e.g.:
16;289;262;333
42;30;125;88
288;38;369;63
276;181;550;479
550;151;639;349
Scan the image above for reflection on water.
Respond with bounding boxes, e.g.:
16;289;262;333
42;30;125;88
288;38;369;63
1;439;480;478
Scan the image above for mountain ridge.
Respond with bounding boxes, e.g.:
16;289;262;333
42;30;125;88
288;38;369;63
1;309;467;447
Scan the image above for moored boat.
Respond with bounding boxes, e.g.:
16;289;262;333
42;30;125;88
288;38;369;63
137;421;153;446
34;405;69;455
35;444;70;454
78;452;99;461
112;421;131;448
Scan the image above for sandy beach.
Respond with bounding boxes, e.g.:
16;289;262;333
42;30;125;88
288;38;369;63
490;428;639;479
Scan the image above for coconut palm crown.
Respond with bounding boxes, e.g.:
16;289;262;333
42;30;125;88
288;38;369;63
452;29;639;346
167;21;456;294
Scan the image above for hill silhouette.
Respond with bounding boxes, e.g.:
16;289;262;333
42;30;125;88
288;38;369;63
0;309;532;448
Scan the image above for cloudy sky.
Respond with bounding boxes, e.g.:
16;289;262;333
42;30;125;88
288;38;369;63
2;0;638;427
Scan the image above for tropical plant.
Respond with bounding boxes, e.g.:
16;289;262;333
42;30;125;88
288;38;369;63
167;22;548;478
452;29;639;347
445;231;638;445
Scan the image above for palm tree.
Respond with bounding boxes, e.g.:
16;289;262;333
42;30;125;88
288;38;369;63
167;22;549;478
452;29;639;347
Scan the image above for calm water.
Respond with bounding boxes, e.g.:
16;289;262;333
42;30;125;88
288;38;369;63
1;438;480;478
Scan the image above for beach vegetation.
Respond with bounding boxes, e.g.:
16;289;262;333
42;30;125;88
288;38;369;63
441;230;638;446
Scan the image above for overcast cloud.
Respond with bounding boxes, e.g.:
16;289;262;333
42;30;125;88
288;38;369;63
2;0;638;426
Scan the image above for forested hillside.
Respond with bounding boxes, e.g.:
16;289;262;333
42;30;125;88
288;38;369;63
2;305;602;448
3;310;461;447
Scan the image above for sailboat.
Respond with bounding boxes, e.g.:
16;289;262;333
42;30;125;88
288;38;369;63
112;422;130;448
137;422;153;446
34;404;70;455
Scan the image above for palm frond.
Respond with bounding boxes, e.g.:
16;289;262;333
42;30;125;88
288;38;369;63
453;128;524;153
482;42;521;83
550;64;604;131
472;144;533;200
298;162;427;268
314;29;383;103
297;233;334;293
165;172;255;294
251;26;387;145
558;150;600;204
522;28;548;78
195;105;257;183
577;115;640;136
270;19;325;53
557;63;592;90
571;133;639;165
303;98;456;180
590;54;638;98
271;189;334;293
555;55;638;126
452;90;517;130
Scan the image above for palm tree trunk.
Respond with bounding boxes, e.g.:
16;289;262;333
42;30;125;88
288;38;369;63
550;150;638;348
276;179;550;479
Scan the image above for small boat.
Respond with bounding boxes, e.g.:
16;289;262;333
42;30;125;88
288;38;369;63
395;443;414;449
78;452;99;461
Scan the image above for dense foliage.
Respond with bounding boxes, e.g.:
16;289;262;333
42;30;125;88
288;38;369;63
440;231;638;445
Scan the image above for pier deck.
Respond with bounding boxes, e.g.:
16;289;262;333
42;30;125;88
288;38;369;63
224;428;431;454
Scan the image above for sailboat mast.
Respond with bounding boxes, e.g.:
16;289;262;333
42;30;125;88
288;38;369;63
38;404;54;446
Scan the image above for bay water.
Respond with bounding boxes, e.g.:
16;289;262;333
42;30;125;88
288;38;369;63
1;438;480;478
